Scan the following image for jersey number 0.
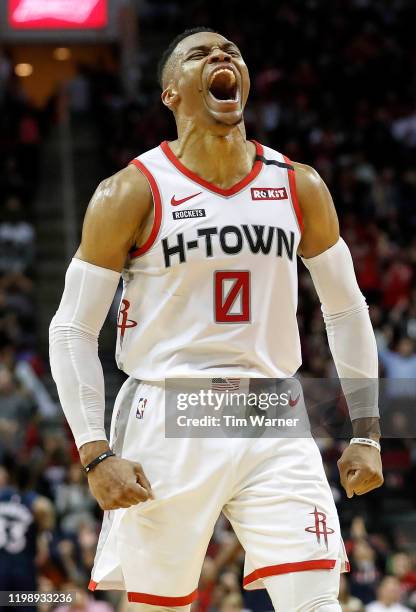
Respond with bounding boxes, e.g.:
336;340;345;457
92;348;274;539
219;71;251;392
214;271;250;323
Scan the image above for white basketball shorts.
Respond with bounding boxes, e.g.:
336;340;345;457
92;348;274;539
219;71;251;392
89;378;348;607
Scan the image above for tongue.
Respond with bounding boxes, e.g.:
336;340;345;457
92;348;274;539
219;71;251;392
209;71;236;100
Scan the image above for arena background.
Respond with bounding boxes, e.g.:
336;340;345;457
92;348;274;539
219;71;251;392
1;1;416;610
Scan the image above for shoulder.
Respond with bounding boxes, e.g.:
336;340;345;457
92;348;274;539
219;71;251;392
290;161;340;257
0;487;12;501
82;164;153;241
76;164;153;269
291;161;327;203
89;165;152;221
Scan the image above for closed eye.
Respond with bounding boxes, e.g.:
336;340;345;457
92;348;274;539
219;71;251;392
188;53;206;60
223;44;241;57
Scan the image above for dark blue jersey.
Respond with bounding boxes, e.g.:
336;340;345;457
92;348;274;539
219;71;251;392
0;487;38;592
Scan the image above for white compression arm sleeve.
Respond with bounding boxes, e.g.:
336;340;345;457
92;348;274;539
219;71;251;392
302;238;379;419
49;258;120;448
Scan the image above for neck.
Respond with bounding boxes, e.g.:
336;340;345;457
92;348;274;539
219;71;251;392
170;121;256;189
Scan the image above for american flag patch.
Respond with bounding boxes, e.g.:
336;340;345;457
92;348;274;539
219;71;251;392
211;378;241;391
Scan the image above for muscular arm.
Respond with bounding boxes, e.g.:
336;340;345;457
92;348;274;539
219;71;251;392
74;166;152;464
295;163;383;496
75;165;153;272
49;165;154;509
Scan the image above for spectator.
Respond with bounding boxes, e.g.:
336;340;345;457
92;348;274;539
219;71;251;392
0;196;35;273
365;576;412;611
380;338;416;400
55;465;96;535
339;574;364;612
0;366;33;452
389;553;416;598
219;592;246;612
66;65;92;116
382;259;413;310
350;539;380;603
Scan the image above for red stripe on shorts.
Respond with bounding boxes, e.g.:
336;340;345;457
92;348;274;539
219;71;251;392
243;559;336;587
127;589;198;606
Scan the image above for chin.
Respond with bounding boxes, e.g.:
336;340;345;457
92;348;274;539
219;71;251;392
207;109;244;131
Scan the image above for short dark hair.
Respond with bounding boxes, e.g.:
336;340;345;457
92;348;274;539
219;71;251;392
157;26;218;87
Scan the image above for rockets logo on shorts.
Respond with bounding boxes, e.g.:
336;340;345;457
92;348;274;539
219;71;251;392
136;398;147;419
305;506;334;550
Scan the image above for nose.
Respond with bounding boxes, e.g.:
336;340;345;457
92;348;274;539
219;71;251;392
208;48;232;64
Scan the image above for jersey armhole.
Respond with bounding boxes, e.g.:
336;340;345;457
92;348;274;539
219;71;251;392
282;155;303;233
128;158;163;258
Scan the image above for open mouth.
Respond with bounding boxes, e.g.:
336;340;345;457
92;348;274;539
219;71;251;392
208;68;238;102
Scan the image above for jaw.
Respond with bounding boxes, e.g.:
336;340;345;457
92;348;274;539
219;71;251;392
204;103;244;128
177;93;245;134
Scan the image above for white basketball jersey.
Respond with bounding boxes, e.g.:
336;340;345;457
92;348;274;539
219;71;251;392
115;140;303;379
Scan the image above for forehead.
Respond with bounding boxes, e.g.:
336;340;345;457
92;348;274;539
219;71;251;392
176;32;236;56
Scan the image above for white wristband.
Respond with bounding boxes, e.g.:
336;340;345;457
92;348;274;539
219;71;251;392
350;437;381;452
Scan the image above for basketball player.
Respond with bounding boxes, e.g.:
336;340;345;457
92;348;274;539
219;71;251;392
50;28;383;611
0;462;54;611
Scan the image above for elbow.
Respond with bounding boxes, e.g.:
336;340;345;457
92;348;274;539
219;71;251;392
322;295;368;320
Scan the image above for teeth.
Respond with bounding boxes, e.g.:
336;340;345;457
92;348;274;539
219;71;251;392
209;68;236;88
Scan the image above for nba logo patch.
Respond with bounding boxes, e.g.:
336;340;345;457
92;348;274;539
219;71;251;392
136;398;147;419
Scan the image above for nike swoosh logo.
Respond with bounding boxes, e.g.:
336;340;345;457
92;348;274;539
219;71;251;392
171;192;202;206
289;393;300;407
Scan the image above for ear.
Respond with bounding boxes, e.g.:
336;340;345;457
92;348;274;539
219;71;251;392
161;85;180;111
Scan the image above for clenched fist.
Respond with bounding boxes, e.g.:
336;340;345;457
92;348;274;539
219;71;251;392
337;442;383;498
80;441;153;510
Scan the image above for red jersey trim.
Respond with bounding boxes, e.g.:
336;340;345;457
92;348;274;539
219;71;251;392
127;589;198;606
89;580;97;590
282;154;303;233
128;158;163;258
160;140;264;197
243;559;336;588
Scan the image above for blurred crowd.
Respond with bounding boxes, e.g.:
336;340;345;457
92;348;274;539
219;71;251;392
1;0;416;610
0;49;53;466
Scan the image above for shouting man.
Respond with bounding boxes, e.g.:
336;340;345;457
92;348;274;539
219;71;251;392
50;28;383;611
